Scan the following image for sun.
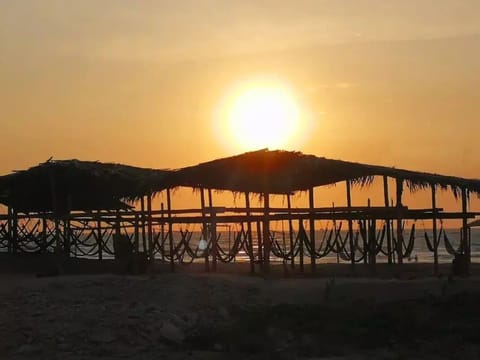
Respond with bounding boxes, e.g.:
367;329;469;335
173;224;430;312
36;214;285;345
228;86;300;150
213;78;313;153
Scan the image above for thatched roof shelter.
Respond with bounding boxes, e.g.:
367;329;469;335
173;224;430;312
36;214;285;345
0;159;172;213
1;150;478;213
173;149;480;196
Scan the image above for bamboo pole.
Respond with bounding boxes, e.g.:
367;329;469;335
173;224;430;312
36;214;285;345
383;176;392;265
346;180;355;267
287;194;295;269
12;208;18;254
166;188;174;272
64;196;72;257
299;219;304;273
256;220;263;265
245;192;255;274
140;197;146;253
208;189;218;272
147;192;154;263
431;185;438;275
461;187;470;271
97;210;102;261
309;187;316;273
200;188;209;272
211;211;217;272
134;213;139;254
7;206;12;253
370;219;376;274
263;192;270;273
396;178;404;265
160;202;165;262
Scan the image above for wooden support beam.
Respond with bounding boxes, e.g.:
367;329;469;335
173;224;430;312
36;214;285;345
383;176;392;265
200;188;209;272
299;219;304;273
140;197;146;253
287;194;295;269
309;187;316;273
147;193;154;263
369;219;376;274
461;187;470;270
256;220;263;264
245;192;255;274
134;214;139;254
263;192;270;273
160;202;165;262
96;210;102;261
432;185;438;274
346;180;355;267
12;208;18;254
166;188;174;272
211;211;217;272
208;189;217;272
7;207;12;253
396;178;403;265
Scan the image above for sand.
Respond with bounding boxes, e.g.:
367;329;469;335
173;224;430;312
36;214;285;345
2;269;480;360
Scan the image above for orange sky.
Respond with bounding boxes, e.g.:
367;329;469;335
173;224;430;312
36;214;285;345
1;1;479;216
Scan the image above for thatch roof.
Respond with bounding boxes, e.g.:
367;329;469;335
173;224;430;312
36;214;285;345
1;150;478;213
0;159;172;213
173;149;480;196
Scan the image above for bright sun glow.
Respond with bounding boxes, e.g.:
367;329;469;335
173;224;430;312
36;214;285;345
213;78;314;152
228;87;300;150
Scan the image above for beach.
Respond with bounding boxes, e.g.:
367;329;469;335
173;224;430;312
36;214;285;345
2;270;480;359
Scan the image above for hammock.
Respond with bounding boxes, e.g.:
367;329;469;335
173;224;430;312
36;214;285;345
443;231;462;255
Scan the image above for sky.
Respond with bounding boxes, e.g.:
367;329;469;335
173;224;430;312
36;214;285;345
1;0;479;212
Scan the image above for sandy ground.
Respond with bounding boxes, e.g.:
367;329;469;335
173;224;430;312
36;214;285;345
2;271;480;360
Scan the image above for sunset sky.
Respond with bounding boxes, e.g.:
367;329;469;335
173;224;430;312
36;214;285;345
1;1;479;212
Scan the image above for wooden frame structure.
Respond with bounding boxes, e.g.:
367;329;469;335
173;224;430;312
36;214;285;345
0;150;479;275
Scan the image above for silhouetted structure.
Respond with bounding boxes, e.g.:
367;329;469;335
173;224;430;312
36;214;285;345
0;150;478;275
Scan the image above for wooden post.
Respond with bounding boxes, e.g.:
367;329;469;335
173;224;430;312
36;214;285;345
287;194;295;269
12;208;18;254
207;189;217;272
383;176;392;265
431;185;438;274
256;220;263;264
299;219;304;273
370;219;376;274
7;207;12;253
208;189;218;272
49;169;60;253
346;180;355;267
147;192;154;263
211;211;217;272
160;202;165;262
263;192;270;273
461;187;470;269
63;195;72;257
96;210;102;261
115;209;121;249
200;188;209;272
140;197;146;253
309;187;316;273
134;213;139;254
396;178;403;265
245;192;255;274
166;188;174;272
